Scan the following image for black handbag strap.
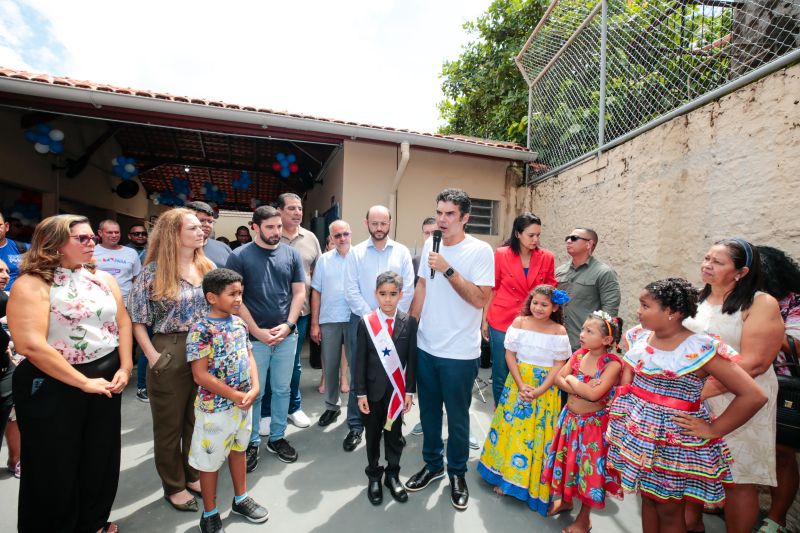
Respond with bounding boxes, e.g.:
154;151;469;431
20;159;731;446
786;335;799;378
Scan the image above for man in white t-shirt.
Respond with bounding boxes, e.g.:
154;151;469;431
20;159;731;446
404;189;494;511
93;220;141;301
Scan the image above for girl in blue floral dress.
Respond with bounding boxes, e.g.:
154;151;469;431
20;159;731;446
606;278;768;533
478;284;572;515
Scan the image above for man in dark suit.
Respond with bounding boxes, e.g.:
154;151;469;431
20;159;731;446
355;271;417;505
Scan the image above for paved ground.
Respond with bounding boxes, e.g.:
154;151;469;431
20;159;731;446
0;353;726;532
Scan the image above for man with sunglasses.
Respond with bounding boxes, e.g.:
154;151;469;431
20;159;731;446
126;223;148;262
555;228;621;351
184;201;232;268
310;220;354;427
94;220;142;303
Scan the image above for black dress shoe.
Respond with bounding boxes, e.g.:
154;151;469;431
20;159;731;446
450;475;469;510
384;476;408;503
343;430;362;452
404;466;445;492
367;479;383;505
318;409;341;427
399;435;406;447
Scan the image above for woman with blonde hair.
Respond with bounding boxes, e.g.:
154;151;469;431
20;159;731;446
129;207;213;512
9;214;132;533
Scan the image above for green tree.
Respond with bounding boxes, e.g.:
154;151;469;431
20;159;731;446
438;0;549;144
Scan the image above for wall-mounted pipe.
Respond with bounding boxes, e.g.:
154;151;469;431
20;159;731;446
389;141;410;240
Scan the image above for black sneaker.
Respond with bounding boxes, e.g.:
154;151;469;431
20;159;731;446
231;496;269;523
136;388;149;403
199;512;224;533
245;444;259;473
266;438;298;463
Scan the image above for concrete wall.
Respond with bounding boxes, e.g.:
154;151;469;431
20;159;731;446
0;109;149;225
517;62;800;327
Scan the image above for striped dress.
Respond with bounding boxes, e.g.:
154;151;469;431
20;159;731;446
606;326;735;505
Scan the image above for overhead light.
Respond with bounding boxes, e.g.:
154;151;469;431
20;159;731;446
184;165;191;173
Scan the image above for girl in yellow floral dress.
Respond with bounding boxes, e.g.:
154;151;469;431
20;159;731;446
478;284;572;515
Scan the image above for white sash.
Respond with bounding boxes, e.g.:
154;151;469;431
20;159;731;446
364;310;406;430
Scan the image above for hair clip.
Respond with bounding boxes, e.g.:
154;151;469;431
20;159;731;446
592;310;613;322
551;289;570;305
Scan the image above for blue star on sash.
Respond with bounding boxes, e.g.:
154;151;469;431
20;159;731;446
382;347;392;357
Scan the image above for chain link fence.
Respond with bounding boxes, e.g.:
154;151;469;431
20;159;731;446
516;0;800;180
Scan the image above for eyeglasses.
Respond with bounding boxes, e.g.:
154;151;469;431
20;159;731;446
70;234;96;245
565;235;591;242
333;231;351;239
129;232;147;237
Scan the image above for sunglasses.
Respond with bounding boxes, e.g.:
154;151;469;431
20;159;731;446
70;234;96;245
333;231;351;239
565;235;591;242
129;231;147;237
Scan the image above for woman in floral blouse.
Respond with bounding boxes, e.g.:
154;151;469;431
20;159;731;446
8;214;132;533
128;208;213;512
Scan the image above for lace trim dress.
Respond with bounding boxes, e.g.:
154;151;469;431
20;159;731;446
606;326;735;505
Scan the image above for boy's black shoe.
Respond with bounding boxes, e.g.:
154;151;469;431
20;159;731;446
384;475;408;503
231;496;269;523
367;479;383;505
199;512;224;533
342;430;362;452
245;444;259;473
405;467;445;492
450;475;469;510
318;409;340;427
266;438;298;463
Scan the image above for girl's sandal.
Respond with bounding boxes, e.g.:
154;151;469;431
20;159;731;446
101;522;119;533
758;518;788;533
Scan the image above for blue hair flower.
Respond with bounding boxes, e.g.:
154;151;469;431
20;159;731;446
552;289;570;305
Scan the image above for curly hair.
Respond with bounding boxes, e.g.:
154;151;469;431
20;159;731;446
757;245;800;301
519;284;564;324
19;214;96;284
644;277;700;319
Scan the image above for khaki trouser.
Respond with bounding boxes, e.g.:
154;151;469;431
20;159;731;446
147;332;199;495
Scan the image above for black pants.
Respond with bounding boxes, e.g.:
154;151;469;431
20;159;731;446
13;354;121;533
361;390;404;481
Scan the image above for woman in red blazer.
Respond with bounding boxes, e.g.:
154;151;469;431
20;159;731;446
482;212;557;406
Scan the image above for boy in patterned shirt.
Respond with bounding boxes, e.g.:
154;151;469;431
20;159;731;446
186;268;268;533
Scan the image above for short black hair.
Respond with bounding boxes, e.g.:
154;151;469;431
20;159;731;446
202;268;243;299
252;205;281;226
575;227;599;251
236;225;250;233
376;271;403;291
184;201;215;218
435;188;471;217
644;277;700;319
276;193;302;209
503;212;542;255
422;217;435;227
758;245;800;301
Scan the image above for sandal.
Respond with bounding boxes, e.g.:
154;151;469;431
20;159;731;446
758;518;788;533
100;522;119;533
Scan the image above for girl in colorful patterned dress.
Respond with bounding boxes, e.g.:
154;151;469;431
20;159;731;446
543;311;623;533
606;278;768;533
478;284;572;515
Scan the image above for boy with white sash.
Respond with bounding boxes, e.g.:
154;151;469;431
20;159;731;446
355;271;417;505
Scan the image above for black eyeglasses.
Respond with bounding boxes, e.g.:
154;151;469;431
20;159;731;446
333;231;351;239
129;232;147;237
565;235;591;242
70;234;96;245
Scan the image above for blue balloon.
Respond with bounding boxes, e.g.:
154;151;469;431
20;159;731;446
37;134;51;145
287;154;296;163
276;152;286;162
280;169;290;178
24;130;38;142
50;141;64;154
36;123;51;134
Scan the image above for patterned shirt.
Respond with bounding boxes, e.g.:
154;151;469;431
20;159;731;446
186;315;252;413
128;262;209;334
776;292;800;376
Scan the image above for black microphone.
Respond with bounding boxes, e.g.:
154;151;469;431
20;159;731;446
431;230;442;279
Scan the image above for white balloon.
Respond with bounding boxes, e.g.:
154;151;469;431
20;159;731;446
48;129;65;142
178;193;187;200
112;157;119;166
124;163;135;173
34;142;50;154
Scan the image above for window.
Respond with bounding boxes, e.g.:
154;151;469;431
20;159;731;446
466;198;498;236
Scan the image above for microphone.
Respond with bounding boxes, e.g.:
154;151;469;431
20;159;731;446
431;230;442;279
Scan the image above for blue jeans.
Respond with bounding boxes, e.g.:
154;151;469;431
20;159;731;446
488;325;508;406
250;334;298;445
345;313;365;432
261;314;308;418
136;351;147;389
417;348;479;477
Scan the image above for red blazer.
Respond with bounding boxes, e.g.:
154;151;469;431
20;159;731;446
486;245;557;332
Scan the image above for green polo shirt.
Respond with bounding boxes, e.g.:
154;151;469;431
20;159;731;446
555;255;621;350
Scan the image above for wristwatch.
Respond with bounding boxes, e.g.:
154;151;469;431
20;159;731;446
285;320;297;332
444;267;456;279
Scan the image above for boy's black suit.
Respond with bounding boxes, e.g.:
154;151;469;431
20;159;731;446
354;311;417;481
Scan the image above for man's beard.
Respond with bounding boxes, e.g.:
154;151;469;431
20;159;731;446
259;229;280;246
368;229;387;242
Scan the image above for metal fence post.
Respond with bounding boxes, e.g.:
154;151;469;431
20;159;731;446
597;0;608;154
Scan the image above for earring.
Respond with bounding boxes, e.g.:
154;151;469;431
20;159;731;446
668;315;673;321
734;276;740;281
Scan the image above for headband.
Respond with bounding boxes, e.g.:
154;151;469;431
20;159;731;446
592;310;614;336
731;238;753;269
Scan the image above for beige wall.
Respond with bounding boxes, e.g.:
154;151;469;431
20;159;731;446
304;145;344;224
516;62;800;327
0;109;149;222
331;139;514;251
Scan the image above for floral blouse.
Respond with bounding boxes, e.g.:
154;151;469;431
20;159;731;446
776;292;800;376
49;267;119;364
128;262;209;334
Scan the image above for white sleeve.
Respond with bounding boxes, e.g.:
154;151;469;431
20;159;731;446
399;247;414;313
344;248;371;316
470;241;495;287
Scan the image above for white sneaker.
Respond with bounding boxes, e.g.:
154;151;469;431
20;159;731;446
288;410;311;428
469;433;480;450
411;422;423;436
258;417;271;436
